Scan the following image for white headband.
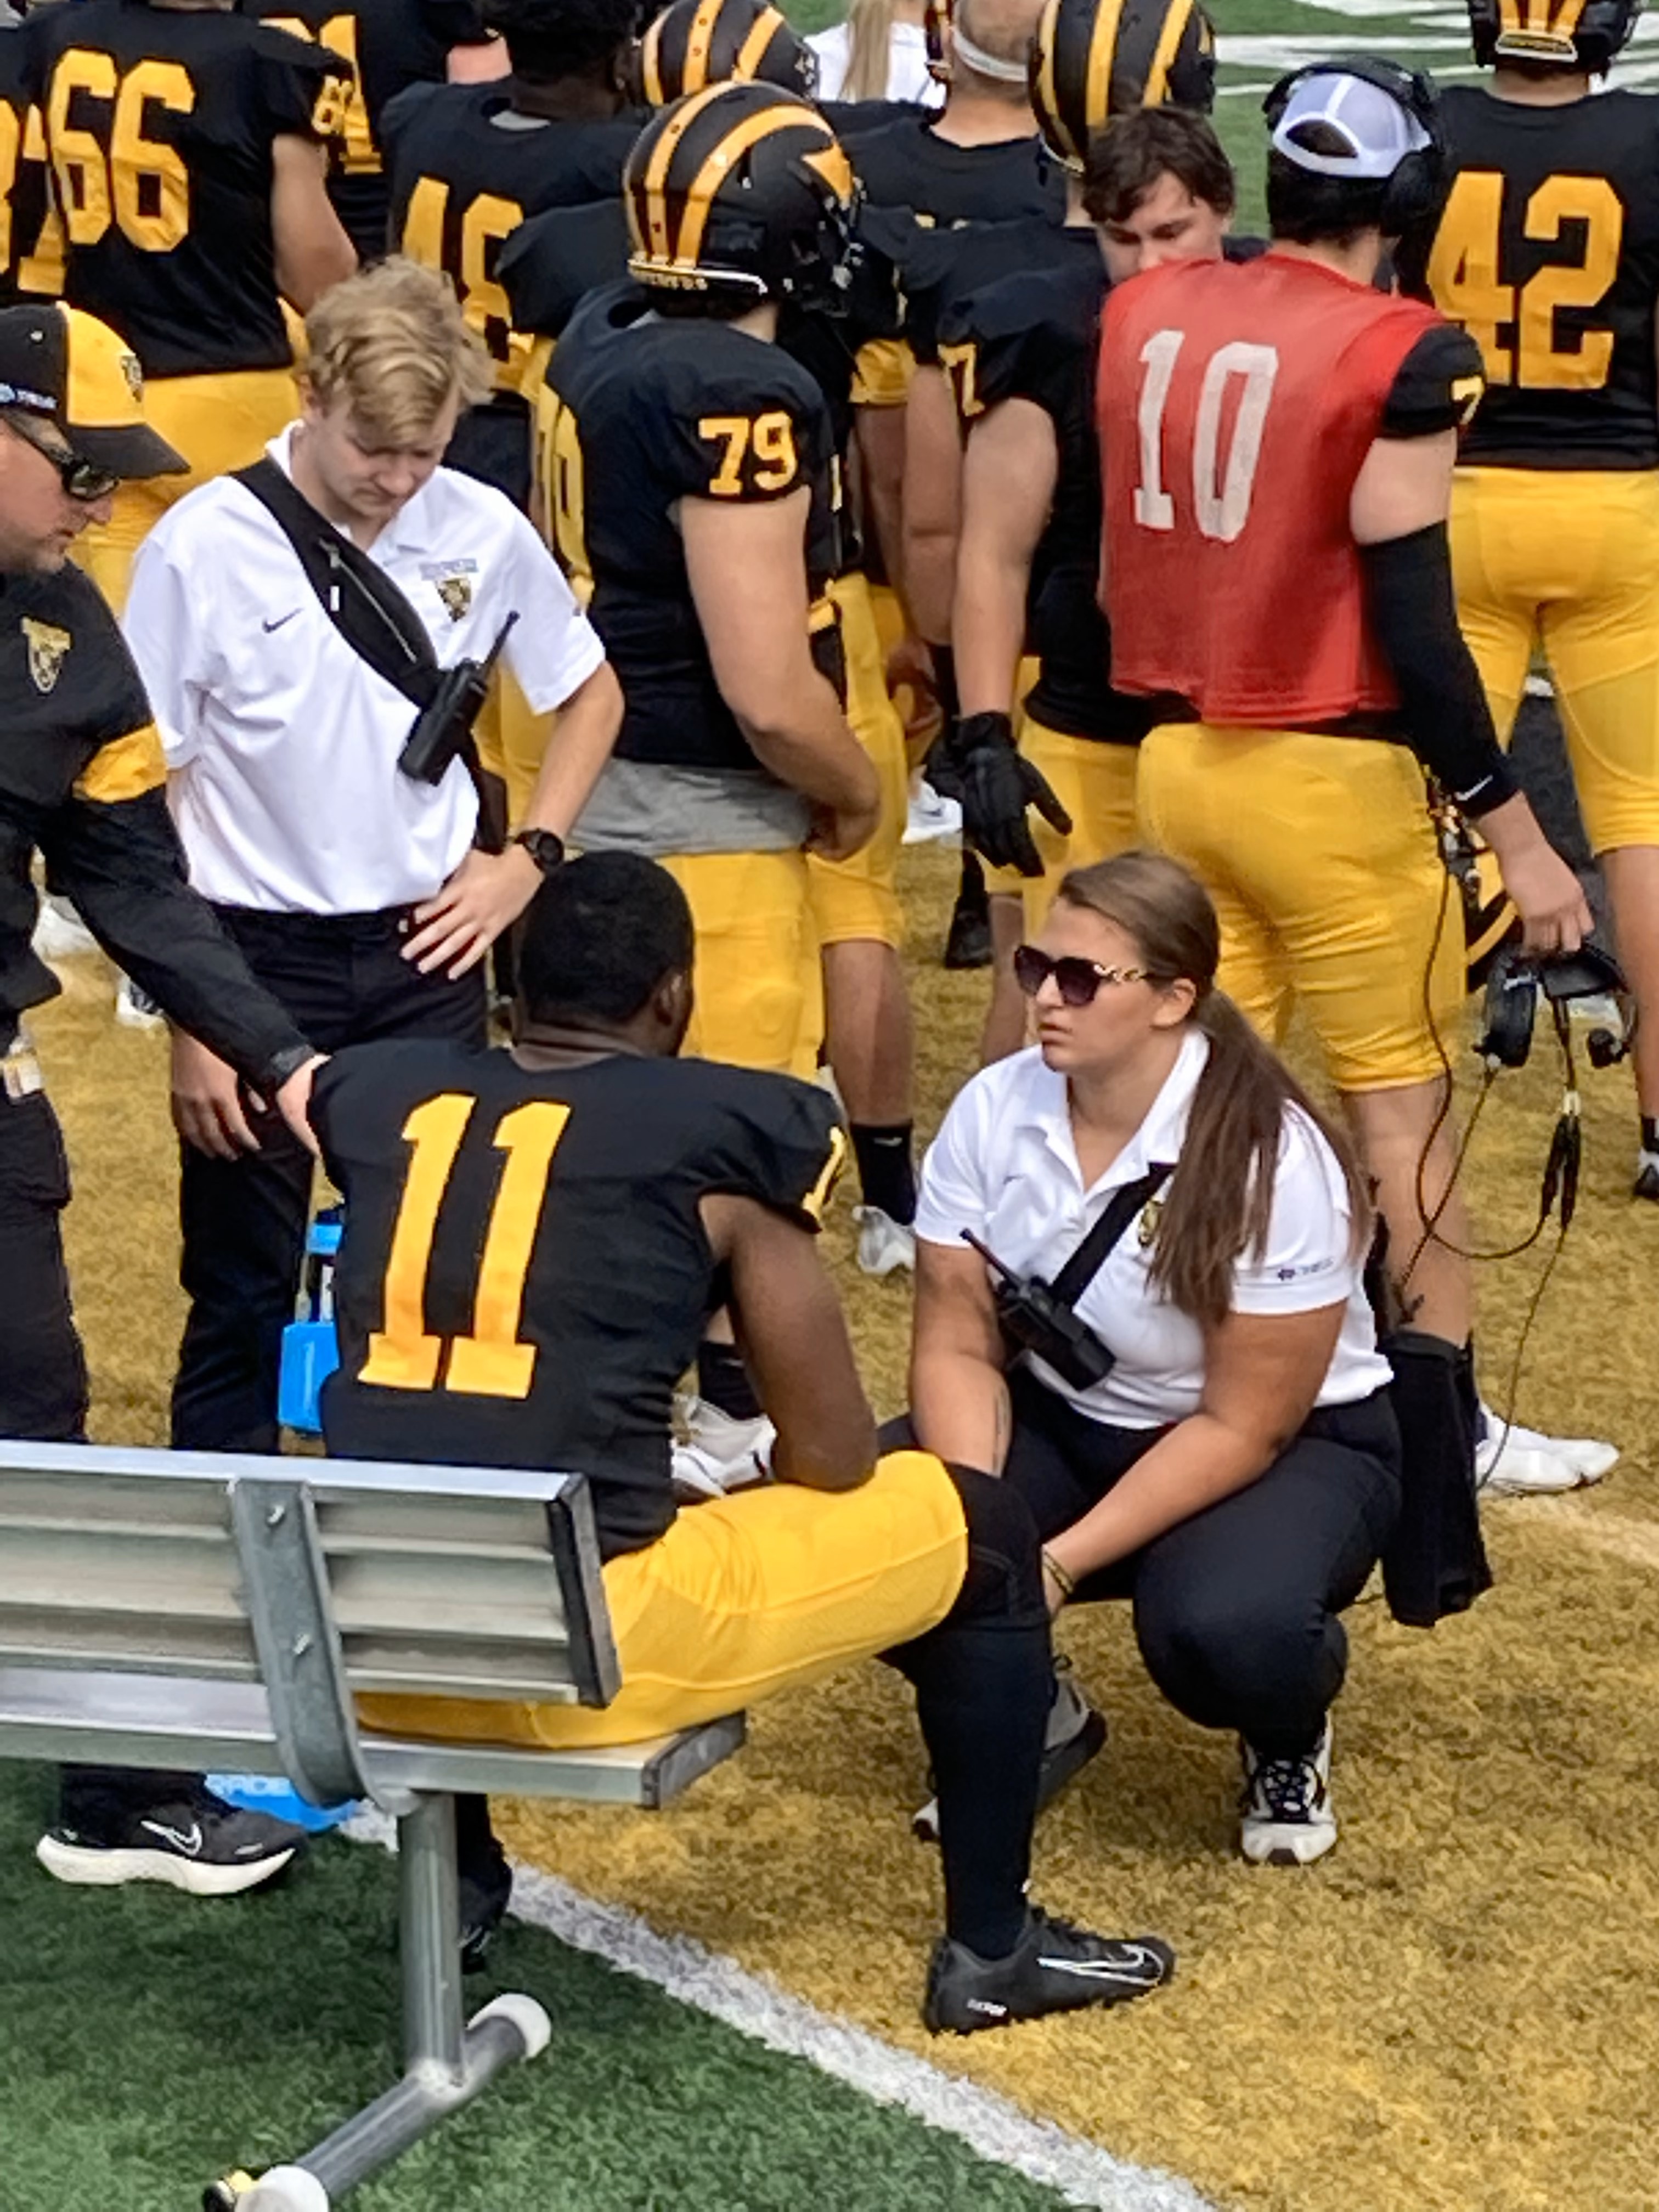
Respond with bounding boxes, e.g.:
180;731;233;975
950;25;1033;82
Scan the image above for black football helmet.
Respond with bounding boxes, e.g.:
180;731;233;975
625;82;859;308
635;0;817;105
1029;0;1217;170
1466;0;1640;71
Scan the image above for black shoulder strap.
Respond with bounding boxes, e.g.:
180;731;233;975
233;458;441;711
1050;1163;1173;1310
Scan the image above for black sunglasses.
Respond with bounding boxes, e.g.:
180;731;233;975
3;412;120;503
1012;944;1150;1007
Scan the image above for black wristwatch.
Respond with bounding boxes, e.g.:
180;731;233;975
512;828;567;874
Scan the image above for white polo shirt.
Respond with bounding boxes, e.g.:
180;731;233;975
915;1030;1393;1429
124;427;607;915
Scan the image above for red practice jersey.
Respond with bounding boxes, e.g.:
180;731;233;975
1098;252;1480;729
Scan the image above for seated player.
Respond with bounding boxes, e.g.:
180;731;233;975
311;851;1177;2033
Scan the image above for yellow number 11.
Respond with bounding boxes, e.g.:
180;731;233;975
359;1093;571;1401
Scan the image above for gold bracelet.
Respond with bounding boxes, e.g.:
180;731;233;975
1041;1548;1075;1601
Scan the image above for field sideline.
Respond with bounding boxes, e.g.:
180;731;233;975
3;11;1658;2211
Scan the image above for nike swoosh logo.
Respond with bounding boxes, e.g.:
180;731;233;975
262;610;301;633
1037;1946;1164;1980
140;1819;203;1857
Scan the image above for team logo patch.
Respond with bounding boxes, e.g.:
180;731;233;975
22;617;71;693
1137;1195;1165;1249
422;557;478;623
119;350;143;401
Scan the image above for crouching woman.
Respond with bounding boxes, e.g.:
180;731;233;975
910;851;1401;1864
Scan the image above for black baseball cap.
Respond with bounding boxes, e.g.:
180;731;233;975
0;303;186;478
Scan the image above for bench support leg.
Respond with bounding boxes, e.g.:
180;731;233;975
241;1795;551;2209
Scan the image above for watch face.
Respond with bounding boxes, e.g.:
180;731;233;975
519;830;565;870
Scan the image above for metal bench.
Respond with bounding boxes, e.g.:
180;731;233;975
0;1440;746;2212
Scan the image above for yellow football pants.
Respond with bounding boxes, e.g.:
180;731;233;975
78;366;300;613
806;572;908;951
658;848;820;1079
1017;720;1141;934
1452;464;1659;853
357;1449;967;1751
1137;722;1462;1092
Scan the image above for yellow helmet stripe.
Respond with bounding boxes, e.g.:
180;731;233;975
641;18;665;105
1033;0;1066;156
685;0;726;91
639;81;734;259
1141;0;1195;105
1085;0;1130;140
735;3;789;78
679;106;836;267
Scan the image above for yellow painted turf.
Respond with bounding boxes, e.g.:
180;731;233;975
36;845;1659;2212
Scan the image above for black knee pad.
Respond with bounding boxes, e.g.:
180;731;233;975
941;1462;1048;1629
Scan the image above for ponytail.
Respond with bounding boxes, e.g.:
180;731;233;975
844;0;900;101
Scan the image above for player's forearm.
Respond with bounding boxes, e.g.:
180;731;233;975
738;675;879;814
952;530;1031;719
517;663;623;836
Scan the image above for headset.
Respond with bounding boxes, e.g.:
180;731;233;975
1262;53;1447;238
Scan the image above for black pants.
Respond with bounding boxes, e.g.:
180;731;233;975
999;1373;1402;1758
171;906;487;1454
0;1086;87;1442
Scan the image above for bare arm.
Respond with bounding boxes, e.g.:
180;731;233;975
1043;1305;1345;1583
446;36;509;81
705;1193;878;1492
681;489;878;844
854;399;911;620
953;398;1056;718
900;363;963;647
270;133;357;311
909;1238;1012;1476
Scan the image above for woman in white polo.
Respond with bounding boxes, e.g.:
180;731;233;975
910;851;1401;1867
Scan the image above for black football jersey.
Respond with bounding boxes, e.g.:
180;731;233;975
24;1;338;376
383;84;636;387
314;1040;844;1556
238;0;486;259
941;232;1149;746
498;195;630;345
0;28;62;307
543;283;843;775
1429;85;1659;467
839;111;1063;229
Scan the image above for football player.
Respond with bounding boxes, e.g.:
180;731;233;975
24;0;358;608
936;0;1225;1056
237;0;501;261
314;849;1176;2028
1423;0;1659;1203
0;24;63;309
1097;62;1591;1614
634;0;817;104
382;0;639;506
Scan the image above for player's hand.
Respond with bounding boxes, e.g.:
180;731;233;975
1480;798;1593;956
806;794;881;864
404;844;542;978
171;1030;261;1159
950;712;1071;878
273;1054;328;1159
885;633;943;755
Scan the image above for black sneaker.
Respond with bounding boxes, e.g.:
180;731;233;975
942;899;992;970
1635;1150;1659;1202
36;1786;305;1897
923;1909;1175;2035
913;1669;1107;1842
458;1836;514;1974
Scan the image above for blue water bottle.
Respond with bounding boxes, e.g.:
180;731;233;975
277;1206;342;1435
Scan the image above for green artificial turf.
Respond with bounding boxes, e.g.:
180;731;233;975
0;1768;1077;2212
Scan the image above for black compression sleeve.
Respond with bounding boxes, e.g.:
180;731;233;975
1360;524;1519;819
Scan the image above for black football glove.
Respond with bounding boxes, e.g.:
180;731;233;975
949;711;1072;878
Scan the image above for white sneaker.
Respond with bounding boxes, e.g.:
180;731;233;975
31;894;99;961
1239;1720;1336;1866
670;1397;775;1502
1476;1406;1616;1493
902;781;962;845
854;1205;916;1277
114;975;165;1031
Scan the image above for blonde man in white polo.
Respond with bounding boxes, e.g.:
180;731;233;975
123;256;622;1456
